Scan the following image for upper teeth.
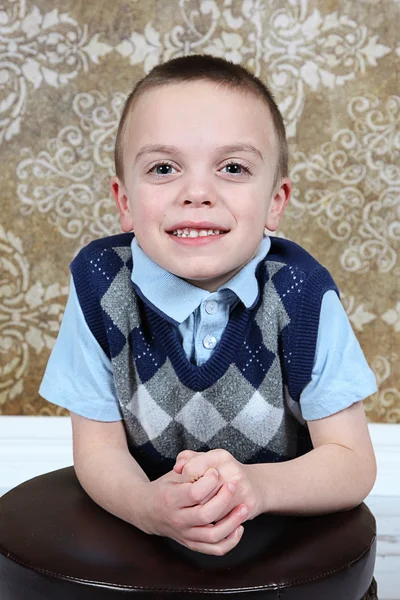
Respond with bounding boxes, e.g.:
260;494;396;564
172;228;222;237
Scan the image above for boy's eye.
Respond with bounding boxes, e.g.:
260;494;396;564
148;162;177;176
221;162;251;176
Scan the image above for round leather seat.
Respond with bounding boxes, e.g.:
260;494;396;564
0;467;377;599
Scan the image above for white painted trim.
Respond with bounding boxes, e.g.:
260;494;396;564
0;417;73;495
0;417;399;496
368;423;400;497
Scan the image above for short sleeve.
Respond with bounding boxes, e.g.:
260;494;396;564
39;276;122;421
300;290;377;421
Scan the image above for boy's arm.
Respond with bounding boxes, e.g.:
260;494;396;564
250;400;377;515
70;412;152;532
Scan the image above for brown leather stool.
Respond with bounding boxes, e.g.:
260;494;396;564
0;467;377;599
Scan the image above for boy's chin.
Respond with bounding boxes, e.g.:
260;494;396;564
183;279;222;292
180;270;239;292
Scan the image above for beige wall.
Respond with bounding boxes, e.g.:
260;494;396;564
1;0;399;422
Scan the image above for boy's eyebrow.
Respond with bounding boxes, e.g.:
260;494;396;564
219;144;264;161
134;143;264;163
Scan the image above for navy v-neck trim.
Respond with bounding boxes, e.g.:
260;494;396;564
144;299;255;391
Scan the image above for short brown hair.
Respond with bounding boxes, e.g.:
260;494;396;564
115;54;288;187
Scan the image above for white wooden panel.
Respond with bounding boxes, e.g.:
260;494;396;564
0;417;399;495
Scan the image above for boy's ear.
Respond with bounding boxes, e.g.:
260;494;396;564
110;176;134;233
265;177;292;233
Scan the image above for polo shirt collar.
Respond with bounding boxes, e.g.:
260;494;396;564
131;236;271;325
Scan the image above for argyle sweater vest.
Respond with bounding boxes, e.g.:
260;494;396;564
71;233;339;480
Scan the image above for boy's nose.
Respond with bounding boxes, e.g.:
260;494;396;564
183;196;212;206
180;185;216;207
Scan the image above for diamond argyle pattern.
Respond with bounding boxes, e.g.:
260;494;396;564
103;246;307;465
123;360;288;462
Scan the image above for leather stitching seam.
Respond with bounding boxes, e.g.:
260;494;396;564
0;537;376;593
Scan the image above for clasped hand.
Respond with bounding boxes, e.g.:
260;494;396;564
145;449;262;556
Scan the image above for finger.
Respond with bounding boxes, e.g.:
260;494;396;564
181;455;214;483
198;469;224;505
199;488;219;506
174;468;220;509
189;468;220;502
194;482;239;525
173;459;186;474
188;524;244;556
174;450;199;474
188;503;248;544
178;481;236;527
175;450;199;464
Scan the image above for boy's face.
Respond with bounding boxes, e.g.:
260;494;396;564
111;81;291;292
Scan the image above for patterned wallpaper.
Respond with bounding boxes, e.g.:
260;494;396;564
1;0;399;422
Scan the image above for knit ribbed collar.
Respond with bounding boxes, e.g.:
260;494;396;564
130;236;271;324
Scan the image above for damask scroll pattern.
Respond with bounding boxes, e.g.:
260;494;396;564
365;355;400;423
0;226;67;406
0;0;113;143
16;92;123;247
291;95;400;275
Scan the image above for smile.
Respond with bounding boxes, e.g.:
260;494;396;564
171;228;227;238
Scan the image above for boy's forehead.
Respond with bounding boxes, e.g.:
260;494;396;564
125;80;277;152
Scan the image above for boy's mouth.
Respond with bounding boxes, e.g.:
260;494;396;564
170;228;227;238
166;222;230;238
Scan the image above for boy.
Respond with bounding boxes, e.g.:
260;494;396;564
40;55;377;557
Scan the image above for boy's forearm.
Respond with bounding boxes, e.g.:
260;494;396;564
74;445;152;532
248;444;376;516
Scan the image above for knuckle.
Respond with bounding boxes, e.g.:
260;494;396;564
214;449;229;461
207;528;221;545
235;470;245;483
188;485;202;504
179;450;191;459
213;545;227;557
197;506;212;526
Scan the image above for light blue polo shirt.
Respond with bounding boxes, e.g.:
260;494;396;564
40;237;377;422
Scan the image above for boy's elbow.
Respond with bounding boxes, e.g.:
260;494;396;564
347;450;377;510
362;451;377;499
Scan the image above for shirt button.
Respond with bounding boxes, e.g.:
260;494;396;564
205;300;218;315
203;334;217;349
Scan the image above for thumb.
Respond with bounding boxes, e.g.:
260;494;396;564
173;458;187;474
173;450;198;473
